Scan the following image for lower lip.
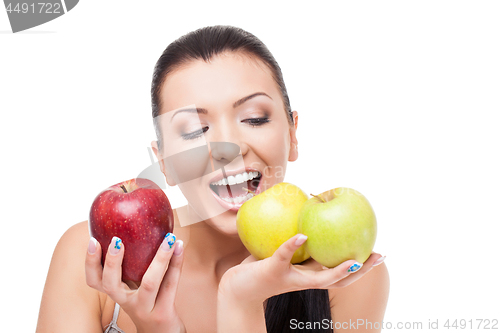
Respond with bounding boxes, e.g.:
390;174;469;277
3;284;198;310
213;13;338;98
209;177;263;212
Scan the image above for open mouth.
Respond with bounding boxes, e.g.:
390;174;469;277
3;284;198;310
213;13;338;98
209;170;262;205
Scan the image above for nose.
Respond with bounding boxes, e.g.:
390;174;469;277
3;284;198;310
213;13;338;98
209;141;240;161
207;118;250;169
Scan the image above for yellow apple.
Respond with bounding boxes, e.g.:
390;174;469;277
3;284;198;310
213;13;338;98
236;182;310;263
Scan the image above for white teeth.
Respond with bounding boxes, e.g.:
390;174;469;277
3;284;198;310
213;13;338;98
235;174;244;184
227;175;236;185
219;192;254;204
210;171;260;186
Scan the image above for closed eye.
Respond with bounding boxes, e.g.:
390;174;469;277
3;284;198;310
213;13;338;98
181;127;208;140
243;117;270;127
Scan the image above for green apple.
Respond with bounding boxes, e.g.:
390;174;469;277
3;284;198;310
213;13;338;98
298;187;377;268
236;182;310;264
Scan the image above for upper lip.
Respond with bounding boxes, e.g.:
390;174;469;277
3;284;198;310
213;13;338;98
209;167;261;184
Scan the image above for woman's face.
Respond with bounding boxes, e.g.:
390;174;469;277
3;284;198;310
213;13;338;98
152;51;298;235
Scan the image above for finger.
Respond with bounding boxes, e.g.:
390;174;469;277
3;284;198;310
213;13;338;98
137;233;177;311
325;253;384;289
292;259;361;289
372;254;386;267
297;253;383;289
269;234;308;272
155;240;185;313
85;237;104;292
101;236;128;303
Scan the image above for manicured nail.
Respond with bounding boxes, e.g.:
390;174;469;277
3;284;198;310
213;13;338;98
373;256;386;267
295;234;308;246
173;240;184;256
347;262;363;273
88;237;97;255
109;236;122;255
161;233;176;252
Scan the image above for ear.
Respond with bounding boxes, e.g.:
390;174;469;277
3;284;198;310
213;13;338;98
151;140;177;186
288;111;299;162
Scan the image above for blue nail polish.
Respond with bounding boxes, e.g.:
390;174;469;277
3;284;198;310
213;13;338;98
114;237;122;250
110;236;122;255
347;262;362;273
165;233;176;249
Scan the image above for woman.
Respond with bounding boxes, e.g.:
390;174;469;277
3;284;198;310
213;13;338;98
37;25;389;332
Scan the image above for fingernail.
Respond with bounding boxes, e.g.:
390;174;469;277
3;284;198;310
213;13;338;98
347;262;363;273
173;240;184;256
295;234;308;246
88;237;97;255
161;233;176;252
109;236;122;255
373;256;386;267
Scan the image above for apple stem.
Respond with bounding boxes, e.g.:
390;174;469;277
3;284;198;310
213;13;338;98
310;193;326;203
120;185;128;193
242;187;256;195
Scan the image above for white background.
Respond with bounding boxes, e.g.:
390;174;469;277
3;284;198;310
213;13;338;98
1;1;499;331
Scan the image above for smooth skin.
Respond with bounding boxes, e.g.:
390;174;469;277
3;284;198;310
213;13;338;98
37;52;389;332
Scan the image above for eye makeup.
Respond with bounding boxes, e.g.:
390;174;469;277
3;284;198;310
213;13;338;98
181;126;209;140
240;108;271;126
176;106;273;141
242;116;270;127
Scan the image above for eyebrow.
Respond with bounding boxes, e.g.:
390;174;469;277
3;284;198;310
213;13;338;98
170;92;272;122
233;92;272;108
170;107;208;122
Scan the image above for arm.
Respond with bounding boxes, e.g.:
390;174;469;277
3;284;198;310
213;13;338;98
217;289;267;333
36;221;104;332
330;262;390;333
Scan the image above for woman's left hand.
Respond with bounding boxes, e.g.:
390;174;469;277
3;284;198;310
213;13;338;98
218;233;384;305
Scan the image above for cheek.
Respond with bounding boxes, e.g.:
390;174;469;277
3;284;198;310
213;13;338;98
162;142;212;185
252;131;289;178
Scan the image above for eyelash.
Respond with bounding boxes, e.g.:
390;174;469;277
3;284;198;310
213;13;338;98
244;117;270;127
181;117;270;141
181;127;208;140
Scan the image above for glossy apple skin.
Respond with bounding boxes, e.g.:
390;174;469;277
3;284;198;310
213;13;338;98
89;178;174;283
298;187;377;268
236;182;310;264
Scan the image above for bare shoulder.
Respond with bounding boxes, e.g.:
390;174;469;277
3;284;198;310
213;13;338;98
48;221;93;273
328;263;390;331
58;220;91;247
37;221;103;332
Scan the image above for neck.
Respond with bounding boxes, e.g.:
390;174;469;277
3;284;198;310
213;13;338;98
175;205;250;271
188;222;249;265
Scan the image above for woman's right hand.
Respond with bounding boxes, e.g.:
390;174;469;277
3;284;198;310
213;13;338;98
85;234;185;333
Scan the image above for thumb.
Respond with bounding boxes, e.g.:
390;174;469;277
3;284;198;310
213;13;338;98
270;234;307;270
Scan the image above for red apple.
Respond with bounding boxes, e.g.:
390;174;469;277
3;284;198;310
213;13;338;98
89;178;174;283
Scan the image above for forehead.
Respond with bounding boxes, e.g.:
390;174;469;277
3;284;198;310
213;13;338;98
159;52;281;114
